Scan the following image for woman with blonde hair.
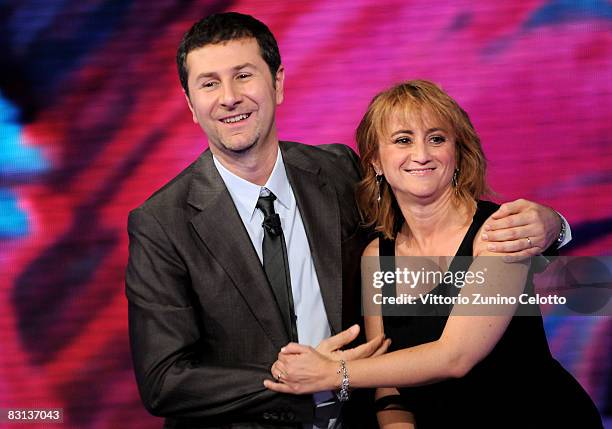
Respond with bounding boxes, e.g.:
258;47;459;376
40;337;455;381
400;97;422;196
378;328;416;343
265;80;602;428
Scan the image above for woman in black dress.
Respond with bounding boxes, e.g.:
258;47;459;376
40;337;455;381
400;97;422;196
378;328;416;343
265;80;602;428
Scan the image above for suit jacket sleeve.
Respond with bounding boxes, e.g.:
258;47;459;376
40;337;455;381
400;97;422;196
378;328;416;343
126;207;312;422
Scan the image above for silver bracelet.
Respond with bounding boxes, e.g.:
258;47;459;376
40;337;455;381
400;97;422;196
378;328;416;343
556;213;566;248
336;359;350;402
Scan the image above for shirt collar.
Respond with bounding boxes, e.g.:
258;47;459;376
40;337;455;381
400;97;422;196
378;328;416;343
264;150;291;211
212;149;292;221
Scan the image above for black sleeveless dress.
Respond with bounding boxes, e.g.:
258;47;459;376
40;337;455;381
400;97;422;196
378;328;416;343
379;201;602;428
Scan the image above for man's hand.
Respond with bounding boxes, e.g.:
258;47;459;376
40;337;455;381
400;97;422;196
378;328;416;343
481;199;561;262
266;325;390;394
266;343;338;395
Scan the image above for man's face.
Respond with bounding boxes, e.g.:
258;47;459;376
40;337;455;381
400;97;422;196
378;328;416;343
184;38;284;156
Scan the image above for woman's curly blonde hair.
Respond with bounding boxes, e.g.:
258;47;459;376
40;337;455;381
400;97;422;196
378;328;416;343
356;80;490;239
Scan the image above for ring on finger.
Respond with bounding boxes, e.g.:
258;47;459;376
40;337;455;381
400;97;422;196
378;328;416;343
526;237;532;247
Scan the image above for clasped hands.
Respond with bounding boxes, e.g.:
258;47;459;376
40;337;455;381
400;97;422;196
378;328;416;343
264;325;390;395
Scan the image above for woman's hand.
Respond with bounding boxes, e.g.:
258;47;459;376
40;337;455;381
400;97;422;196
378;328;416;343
264;325;390;394
316;324;389;361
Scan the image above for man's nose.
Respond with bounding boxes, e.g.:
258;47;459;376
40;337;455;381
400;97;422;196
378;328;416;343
220;82;241;107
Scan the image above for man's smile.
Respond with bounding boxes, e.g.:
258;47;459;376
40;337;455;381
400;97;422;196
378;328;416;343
219;112;252;124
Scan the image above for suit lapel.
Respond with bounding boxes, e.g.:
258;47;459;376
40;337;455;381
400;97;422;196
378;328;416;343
281;143;343;335
187;151;289;349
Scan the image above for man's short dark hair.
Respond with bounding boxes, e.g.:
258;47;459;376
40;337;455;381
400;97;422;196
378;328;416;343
177;12;281;96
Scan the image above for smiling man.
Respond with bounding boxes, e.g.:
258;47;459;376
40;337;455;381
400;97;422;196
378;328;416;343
125;12;570;429
126;13;375;428
184;37;283;182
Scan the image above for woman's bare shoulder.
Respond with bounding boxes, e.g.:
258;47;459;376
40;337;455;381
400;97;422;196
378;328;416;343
363;237;380;257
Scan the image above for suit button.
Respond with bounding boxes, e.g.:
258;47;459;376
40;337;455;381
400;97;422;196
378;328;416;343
262;412;271;420
270;412;279;421
285;411;295;421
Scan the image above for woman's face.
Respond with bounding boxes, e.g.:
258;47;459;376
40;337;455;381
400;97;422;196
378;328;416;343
374;109;457;204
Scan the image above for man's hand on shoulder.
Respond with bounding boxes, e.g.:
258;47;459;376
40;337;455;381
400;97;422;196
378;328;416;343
480;199;565;262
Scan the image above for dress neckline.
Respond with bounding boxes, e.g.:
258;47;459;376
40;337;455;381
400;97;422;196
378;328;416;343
382;200;493;259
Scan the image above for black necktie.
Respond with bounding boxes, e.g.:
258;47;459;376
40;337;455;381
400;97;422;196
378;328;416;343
256;191;298;342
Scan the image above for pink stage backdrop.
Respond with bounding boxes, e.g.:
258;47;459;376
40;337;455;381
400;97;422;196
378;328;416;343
0;1;610;427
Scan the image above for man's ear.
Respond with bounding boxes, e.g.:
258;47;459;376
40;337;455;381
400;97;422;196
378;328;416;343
274;65;285;105
184;91;198;124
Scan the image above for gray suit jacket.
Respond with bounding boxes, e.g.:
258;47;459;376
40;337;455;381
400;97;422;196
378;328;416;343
126;141;368;428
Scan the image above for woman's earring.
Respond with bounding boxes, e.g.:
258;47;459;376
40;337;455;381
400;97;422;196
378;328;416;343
376;173;384;202
452;168;459;188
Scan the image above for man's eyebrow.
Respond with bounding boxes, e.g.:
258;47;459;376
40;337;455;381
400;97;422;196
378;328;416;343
193;63;257;82
194;71;216;81
232;62;256;71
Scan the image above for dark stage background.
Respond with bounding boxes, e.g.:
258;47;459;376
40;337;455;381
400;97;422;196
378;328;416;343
0;1;611;428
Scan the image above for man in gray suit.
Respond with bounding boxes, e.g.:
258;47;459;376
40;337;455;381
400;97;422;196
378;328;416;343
126;12;568;428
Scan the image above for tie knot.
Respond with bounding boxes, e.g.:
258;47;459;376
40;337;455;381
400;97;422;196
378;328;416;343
257;192;281;236
256;192;277;218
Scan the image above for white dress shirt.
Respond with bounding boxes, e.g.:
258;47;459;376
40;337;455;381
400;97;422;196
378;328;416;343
213;150;331;346
213;150;338;428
